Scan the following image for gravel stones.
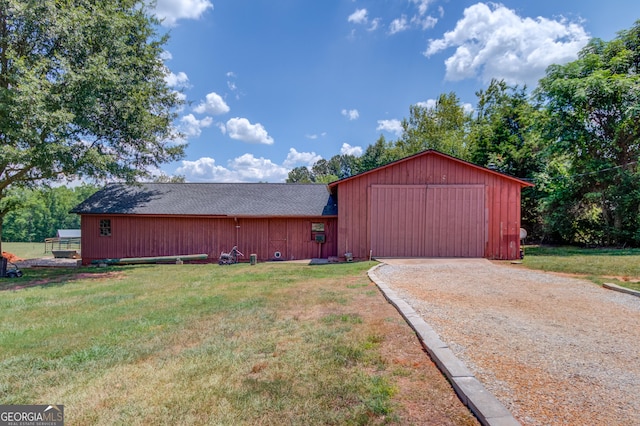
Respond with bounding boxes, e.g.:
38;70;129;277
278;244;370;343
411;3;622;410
375;259;640;426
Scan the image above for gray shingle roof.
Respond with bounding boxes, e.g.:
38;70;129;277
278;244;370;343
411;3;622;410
72;183;337;217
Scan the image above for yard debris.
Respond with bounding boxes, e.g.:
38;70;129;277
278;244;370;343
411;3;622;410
2;251;24;263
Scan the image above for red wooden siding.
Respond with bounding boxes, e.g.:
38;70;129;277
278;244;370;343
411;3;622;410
79;215;337;265
332;151;528;260
370;185;485;257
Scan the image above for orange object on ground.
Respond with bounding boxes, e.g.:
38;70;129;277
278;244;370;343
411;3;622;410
2;251;24;262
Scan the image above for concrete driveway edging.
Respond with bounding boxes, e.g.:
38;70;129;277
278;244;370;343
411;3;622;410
368;263;520;426
603;282;640;298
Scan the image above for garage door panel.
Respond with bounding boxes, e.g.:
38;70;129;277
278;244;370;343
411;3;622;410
426;185;485;257
371;185;486;258
371;185;426;257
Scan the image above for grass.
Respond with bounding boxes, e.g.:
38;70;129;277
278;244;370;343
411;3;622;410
0;261;477;425
522;245;640;291
2;242;50;259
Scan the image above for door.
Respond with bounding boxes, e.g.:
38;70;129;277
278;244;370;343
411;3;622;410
424;185;486;257
370;185;486;257
269;219;288;260
370;185;427;257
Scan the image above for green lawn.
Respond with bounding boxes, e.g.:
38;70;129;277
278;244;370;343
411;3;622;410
522;245;640;291
2;242;51;259
0;262;477;425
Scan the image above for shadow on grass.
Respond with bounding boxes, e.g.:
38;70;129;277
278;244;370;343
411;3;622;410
0;266;135;291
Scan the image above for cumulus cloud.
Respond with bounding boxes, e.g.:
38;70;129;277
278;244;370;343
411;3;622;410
388;0;438;34
416;99;437;109
175;157;237;182
424;2;590;86
228;154;288;181
376;119;403;137
283;148;322;168
341;143;363;157
176;155;290;183
152;0;213;27
165;71;190;88
348;8;368;24
348;8;381;32
225;118;274;145
341;109;360;121
179;114;213;138
389;16;409;34
194;92;230;115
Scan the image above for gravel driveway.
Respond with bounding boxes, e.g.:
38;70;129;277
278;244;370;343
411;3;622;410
374;259;640;426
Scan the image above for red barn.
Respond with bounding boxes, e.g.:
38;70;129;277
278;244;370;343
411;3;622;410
72;183;338;265
73;150;532;264
329;150;533;260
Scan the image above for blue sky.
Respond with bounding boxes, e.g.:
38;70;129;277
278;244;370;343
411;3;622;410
149;0;640;182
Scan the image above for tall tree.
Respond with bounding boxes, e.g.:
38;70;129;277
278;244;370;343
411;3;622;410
469;79;545;236
395;93;473;160
535;21;640;245
0;1;184;251
359;135;401;172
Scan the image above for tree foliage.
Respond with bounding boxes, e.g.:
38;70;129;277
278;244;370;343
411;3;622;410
0;0;184;248
396;93;473;160
2;184;98;242
536;21;640;245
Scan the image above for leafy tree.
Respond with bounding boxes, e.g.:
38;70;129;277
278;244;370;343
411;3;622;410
535;21;640;245
2;184;99;242
395;93;473;160
359;135;402;172
0;1;184;251
469;79;546;236
286;166;314;183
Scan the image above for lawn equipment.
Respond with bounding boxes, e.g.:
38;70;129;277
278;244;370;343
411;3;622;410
1;258;23;278
218;246;244;265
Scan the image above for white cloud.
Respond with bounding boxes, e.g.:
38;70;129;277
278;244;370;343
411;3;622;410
411;0;434;16
348;8;368;24
389;16;409;34
416;99;474;114
194;92;230;115
411;14;437;30
368;18;381;32
152;0;213;27
283;148;322;168
175;157;237;182
376;119;403;137
424;2;590;86
226;118;274;145
177;151;317;183
341;109;359;120
305;132;327;140
416;99;437;109
179;114;213;138
165;71;190;88
348;8;380;32
341;143;363;157
228;154;289;181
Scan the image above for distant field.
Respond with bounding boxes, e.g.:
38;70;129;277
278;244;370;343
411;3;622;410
1;242;51;259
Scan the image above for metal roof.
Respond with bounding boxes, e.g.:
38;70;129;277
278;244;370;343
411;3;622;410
57;229;81;238
71;183;337;217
